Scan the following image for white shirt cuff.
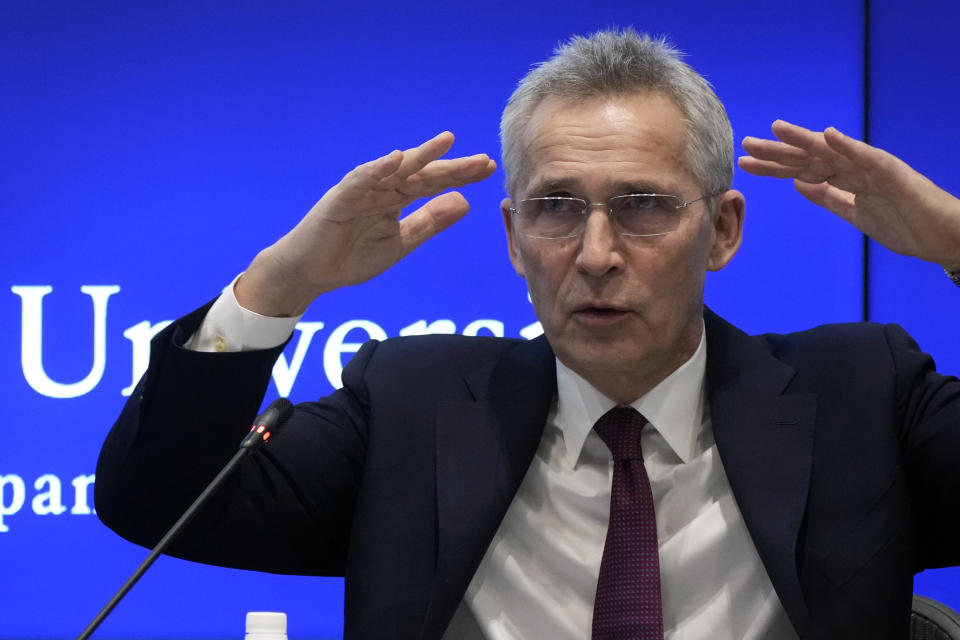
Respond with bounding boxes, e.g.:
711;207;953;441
184;274;303;352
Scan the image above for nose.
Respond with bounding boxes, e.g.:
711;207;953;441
576;205;623;277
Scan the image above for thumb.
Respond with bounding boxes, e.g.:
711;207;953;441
794;179;857;222
399;191;471;254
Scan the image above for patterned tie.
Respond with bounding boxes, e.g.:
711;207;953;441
592;406;663;640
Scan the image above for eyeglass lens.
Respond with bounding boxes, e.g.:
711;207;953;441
515;194;685;238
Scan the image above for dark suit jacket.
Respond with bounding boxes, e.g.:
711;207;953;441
95;304;960;639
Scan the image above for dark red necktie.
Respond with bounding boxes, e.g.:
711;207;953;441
592;406;663;640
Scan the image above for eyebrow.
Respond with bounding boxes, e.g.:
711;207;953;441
609;180;674;195
524;178;579;196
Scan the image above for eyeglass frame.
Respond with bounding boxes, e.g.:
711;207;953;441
508;192;723;239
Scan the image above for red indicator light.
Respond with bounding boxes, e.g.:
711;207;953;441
263;432;271;441
257;425;265;434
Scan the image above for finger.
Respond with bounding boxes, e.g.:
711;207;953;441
393;131;457;180
402;156;497;195
398;191;470;254
464;157;498;183
359;155;495;212
822;126;887;170
737;155;807;179
337;149;404;196
822;127;915;195
793;179;857;221
741;136;811;167
770;119;836;157
739;157;830;184
333;156;494;219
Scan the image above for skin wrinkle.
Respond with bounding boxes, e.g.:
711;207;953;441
502;92;743;404
511;99;694;199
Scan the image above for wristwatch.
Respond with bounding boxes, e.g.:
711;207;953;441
946;267;960;288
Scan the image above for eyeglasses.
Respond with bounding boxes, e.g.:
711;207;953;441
509;193;719;239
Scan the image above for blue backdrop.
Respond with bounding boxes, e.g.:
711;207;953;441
1;1;956;638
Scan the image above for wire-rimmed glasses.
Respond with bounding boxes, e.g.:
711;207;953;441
509;193;719;239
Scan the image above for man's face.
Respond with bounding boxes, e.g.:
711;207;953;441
502;92;743;402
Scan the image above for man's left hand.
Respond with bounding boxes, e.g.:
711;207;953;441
738;119;960;272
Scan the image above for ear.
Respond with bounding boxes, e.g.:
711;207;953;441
707;189;745;271
502;198;526;278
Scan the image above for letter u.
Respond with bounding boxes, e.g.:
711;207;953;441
11;285;120;398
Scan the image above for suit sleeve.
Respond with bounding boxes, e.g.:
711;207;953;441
95;299;375;576
886;323;960;570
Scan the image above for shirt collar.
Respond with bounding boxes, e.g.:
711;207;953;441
554;324;707;467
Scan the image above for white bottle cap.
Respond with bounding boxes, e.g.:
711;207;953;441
245;611;287;639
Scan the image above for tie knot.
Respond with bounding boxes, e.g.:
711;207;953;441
594;406;647;461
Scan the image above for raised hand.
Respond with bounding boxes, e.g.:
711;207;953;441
738;120;960;272
236;131;497;316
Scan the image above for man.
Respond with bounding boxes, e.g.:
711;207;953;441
95;30;960;639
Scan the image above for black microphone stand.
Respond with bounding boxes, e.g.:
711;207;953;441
77;398;293;640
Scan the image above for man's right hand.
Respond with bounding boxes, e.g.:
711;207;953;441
235;131;497;317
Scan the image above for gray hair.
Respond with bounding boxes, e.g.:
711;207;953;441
500;29;733;198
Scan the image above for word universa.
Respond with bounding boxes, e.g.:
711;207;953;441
11;285;543;399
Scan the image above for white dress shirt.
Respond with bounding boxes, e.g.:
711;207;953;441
189;280;798;639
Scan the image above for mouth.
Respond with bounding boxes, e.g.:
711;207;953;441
571;304;632;325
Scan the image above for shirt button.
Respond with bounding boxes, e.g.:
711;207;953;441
214;335;228;352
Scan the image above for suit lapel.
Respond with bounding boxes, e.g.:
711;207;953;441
423;315;819;638
424;336;556;638
705;310;816;638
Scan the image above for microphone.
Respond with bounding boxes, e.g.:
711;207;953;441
241;398;294;451
77;398;295;640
